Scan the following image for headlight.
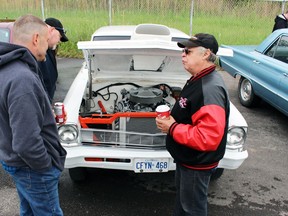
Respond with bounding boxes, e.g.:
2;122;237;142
58;123;79;144
226;127;247;151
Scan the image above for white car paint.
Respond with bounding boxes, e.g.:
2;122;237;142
59;24;248;180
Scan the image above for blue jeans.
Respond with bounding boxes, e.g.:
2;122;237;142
6;165;63;216
173;163;213;216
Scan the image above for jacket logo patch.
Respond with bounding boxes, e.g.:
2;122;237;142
179;97;187;108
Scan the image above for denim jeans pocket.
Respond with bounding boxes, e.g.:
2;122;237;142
1;161;20;174
32;166;61;181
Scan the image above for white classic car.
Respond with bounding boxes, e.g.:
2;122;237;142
59;24;248;181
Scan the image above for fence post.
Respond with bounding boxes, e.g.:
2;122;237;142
189;0;194;36
109;0;112;25
282;0;286;13
41;0;45;20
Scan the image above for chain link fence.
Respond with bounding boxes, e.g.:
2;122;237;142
2;1;288;29
42;0;287;41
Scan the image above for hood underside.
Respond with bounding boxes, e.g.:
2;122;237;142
77;39;186;74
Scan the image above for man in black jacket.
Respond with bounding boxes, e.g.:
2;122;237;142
156;34;230;216
38;17;69;103
272;10;288;32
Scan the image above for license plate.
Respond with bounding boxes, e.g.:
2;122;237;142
134;158;169;173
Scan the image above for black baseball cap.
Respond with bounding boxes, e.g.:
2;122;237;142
177;33;218;54
45;17;68;42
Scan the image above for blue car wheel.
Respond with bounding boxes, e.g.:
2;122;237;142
238;77;260;107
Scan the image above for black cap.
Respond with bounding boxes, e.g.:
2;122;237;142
45;17;68;42
177;33;218;54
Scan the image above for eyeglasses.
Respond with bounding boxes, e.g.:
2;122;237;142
182;48;192;55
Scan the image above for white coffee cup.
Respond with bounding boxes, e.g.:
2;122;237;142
156;105;170;119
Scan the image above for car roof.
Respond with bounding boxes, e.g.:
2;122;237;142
255;28;288;53
0;21;14;29
0;21;14;43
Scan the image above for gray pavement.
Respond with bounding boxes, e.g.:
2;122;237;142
0;58;287;216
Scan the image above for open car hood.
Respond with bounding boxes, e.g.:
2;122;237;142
77;39;233;76
77;39;187;76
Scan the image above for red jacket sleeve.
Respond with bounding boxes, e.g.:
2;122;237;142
169;104;226;152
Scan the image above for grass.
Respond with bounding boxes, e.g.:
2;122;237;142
0;0;285;58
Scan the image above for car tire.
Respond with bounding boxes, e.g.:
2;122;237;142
69;167;87;182
238;77;260;107
210;168;224;181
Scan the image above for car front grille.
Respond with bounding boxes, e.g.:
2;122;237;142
80;128;166;150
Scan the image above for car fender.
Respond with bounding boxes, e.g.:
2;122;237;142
63;62;88;123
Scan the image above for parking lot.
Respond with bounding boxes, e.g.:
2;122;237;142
0;58;287;216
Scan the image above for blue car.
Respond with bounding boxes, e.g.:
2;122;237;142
220;29;288;116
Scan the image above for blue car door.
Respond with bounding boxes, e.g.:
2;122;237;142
279;71;288;115
249;51;282;109
250;35;288;112
276;35;288;115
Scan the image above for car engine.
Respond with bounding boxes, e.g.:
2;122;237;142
117;86;169;112
81;83;181;115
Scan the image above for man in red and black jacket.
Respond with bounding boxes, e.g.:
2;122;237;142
156;33;230;216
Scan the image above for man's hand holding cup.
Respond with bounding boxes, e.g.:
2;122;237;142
155;105;176;134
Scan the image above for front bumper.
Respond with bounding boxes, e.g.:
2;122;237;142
218;149;248;169
64;145;248;172
64;145;176;172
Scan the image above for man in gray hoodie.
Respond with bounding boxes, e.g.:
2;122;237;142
0;15;67;216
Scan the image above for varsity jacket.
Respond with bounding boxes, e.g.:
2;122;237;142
166;65;230;170
0;42;67;171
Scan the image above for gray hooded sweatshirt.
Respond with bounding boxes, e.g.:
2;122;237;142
0;41;66;171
